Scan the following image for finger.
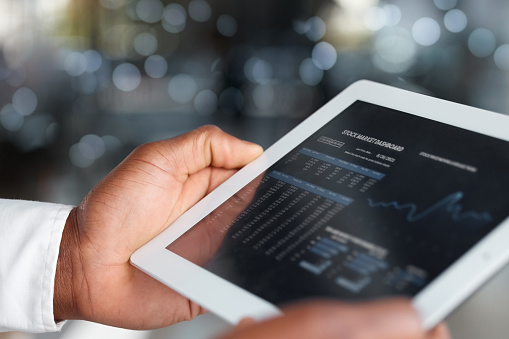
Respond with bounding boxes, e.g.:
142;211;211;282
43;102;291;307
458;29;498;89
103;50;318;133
426;323;451;339
338;298;424;339
235;317;257;329
163;125;263;178
220;299;424;339
283;298;424;339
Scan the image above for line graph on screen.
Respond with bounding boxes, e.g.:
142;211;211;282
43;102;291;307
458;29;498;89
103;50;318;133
367;191;492;223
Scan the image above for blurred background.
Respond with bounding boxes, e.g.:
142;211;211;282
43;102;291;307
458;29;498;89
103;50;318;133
1;0;509;338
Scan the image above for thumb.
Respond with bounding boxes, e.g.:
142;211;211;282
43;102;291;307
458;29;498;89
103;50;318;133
158;125;263;177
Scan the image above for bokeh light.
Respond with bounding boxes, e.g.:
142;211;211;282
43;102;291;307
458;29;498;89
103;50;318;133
412;18;441;46
12;87;37;116
300;58;323;86
144;55;168;78
69;134;113;168
0;104;24;131
374;27;417;73
112;63;141;92
494;44;509;71
134;32;158;56
364;6;387;31
136;0;164;24
102;135;122;152
217;14;237;37
188;0;211;22
81;134;106;158
444;9;467;33
69;143;94;168
163;3;187;33
304;16;327;41
312;42;337;70
434;0;457;11
168;74;197;104
64;52;87;77
194;89;218;115
468;28;496;58
244;57;273;84
84;50;103;73
383;4;401;27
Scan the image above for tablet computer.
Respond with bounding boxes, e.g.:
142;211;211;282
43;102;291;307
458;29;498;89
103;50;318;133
131;80;509;330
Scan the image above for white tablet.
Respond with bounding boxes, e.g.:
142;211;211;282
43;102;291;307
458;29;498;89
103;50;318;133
131;80;509;330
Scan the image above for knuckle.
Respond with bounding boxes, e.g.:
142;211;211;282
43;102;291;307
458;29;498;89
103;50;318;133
196;124;223;139
131;142;157;158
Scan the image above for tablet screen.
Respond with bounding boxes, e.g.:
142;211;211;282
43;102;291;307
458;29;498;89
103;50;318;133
167;101;509;305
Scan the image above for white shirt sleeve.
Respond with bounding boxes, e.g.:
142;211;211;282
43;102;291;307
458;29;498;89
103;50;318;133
0;199;74;333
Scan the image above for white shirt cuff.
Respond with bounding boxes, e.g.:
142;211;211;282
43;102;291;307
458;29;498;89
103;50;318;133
0;199;74;333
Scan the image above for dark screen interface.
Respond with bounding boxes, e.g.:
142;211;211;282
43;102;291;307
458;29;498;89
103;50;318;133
167;101;509;305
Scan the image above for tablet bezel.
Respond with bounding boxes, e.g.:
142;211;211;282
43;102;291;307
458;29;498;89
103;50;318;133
131;80;509;329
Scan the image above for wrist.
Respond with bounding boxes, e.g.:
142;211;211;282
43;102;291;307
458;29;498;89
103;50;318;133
53;207;81;322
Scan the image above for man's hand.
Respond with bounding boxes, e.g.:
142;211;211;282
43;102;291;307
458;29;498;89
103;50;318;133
51;125;450;339
53;125;263;330
219;299;450;339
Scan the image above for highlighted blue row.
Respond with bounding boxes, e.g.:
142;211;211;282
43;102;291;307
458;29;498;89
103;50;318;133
269;170;354;206
321;238;349;253
388;270;426;287
299;260;332;275
300;148;386;180
356;253;388;270
336;276;372;294
310;246;332;259
347;253;389;276
310;238;349;259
